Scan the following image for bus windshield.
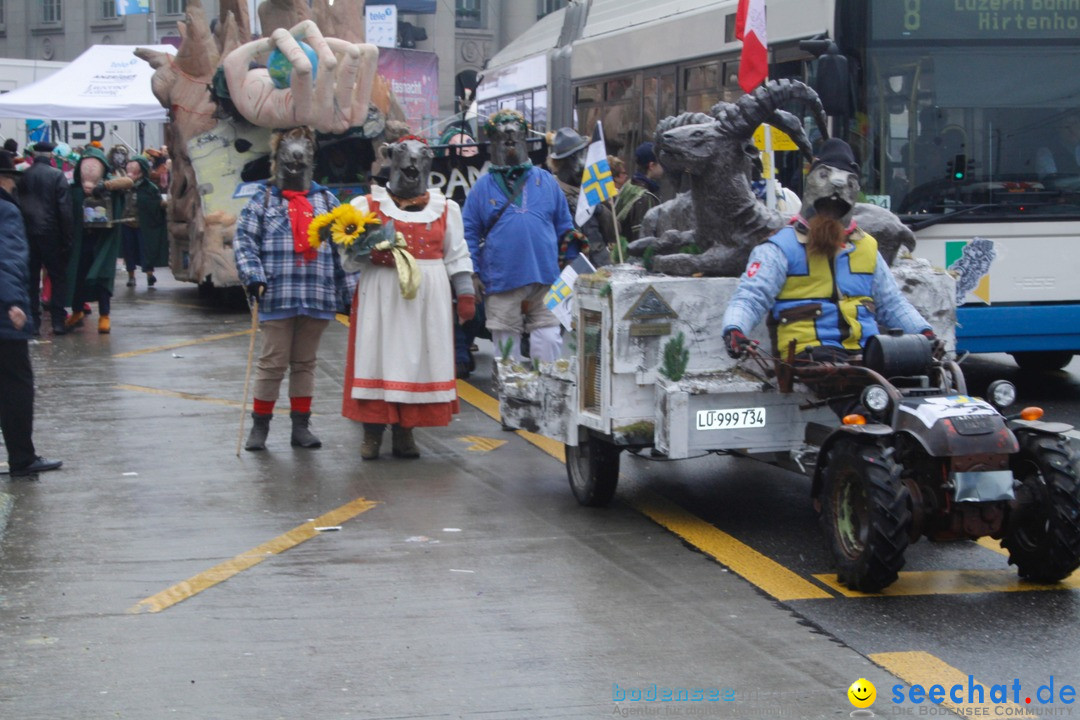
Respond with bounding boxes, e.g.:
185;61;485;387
862;43;1080;220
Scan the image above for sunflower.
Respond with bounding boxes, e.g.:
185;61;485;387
307;210;336;250
330;204;380;248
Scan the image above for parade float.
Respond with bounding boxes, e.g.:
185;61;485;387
137;0;406;291
495;80;1080;593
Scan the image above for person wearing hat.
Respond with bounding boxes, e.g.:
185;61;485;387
462;109;577;365
721;138;936;365
0;149;62;476
64;145;134;334
546;127;613;268
613;141;664;244
17;141;75;336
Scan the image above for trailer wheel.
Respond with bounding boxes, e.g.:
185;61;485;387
820;439;911;592
565;431;621;507
1003;432;1080;582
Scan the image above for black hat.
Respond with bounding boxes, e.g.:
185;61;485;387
810;138;859;174
635;141;656;167
0;150;19;177
32;141;56;154
549;127;589;159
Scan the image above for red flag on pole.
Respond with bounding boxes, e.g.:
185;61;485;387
736;0;767;93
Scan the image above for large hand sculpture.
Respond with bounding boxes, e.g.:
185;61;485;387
223;20;377;134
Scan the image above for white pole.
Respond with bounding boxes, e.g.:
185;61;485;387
149;2;158;44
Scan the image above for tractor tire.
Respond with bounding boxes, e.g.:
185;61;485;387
1003;432;1080;582
565;431;621;507
820;439;912;592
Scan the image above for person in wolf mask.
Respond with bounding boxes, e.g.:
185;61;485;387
546;127;613;268
342;135;475;460
234;126;353;452
721;138;936;364
462;110;578;365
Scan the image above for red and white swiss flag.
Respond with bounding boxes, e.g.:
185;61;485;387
735;0;767;93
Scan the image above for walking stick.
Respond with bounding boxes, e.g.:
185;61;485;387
236;297;259;457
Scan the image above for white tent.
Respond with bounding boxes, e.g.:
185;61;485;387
0;44;176;122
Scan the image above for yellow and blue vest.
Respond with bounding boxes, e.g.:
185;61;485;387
768;226;880;355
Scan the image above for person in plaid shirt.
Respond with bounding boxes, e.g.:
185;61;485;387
234;127;353;452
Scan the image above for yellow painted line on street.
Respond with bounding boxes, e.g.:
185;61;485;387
976;536;1010;557
455;378;828;600
113;329;252;359
458;435;509;452
871;651;1032;716
129;497;378;614
114;384;291;414
455;380;566;460
814;569;1080;597
632;490;833;601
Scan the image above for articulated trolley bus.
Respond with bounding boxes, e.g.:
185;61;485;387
477;0;1080;370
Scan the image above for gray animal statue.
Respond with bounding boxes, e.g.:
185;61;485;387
629;79;914;277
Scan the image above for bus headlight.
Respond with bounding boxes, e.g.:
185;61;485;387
861;384;891;419
987;380;1017;409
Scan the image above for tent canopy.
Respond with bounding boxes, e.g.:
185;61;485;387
0;44;176;122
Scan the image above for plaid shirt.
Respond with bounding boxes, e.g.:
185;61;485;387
233;182;352;316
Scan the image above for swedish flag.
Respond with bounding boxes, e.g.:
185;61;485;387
574;121;617;226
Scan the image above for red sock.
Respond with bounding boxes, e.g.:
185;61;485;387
253;398;275;415
290;396;312;414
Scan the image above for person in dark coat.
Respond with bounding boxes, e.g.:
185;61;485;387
120;154;168;288
17;141;75;335
65;146;133;334
0;150;61;477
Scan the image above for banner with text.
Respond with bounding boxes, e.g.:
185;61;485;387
377;48;439;138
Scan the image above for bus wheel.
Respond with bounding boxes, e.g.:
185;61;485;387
565;430;621;507
1010;351;1074;372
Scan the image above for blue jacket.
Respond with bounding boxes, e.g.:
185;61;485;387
0;187;31;340
234;182;353;318
722;226;930;351
462;166;574;294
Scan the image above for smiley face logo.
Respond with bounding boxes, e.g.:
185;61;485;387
848;678;876;708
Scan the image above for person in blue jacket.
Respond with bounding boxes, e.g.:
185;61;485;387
0;150;61;476
463;109;581;364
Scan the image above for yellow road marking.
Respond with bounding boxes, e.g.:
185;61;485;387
455;380;566;460
976;537;1009;557
871;651;1033;715
114;384;291;414
633;490;833;601
129;497;378;614
458;435;508;452
814;569;1080;597
113;329;252;359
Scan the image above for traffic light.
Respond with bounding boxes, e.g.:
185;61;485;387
951;154;967;182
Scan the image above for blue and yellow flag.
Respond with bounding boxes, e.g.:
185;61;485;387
575;122;616;226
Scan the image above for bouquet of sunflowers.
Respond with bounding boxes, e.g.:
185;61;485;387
308;204;419;299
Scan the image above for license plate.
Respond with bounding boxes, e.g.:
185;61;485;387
696;407;767;430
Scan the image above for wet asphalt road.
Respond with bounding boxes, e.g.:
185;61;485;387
1;270;1079;719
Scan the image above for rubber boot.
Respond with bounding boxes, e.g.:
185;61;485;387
290;411;322;448
245;412;272;451
391;424;420;459
360;423;384;460
98;315;111;334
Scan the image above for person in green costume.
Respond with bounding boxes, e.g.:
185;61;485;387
65;146;133;334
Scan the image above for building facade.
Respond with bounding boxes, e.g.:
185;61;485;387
0;0;566;122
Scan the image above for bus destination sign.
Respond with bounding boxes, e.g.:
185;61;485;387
872;0;1080;41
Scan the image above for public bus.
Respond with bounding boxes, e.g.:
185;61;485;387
475;0;1080;370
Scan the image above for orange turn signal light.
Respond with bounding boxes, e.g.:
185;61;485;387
842;414;867;426
1020;407;1044;421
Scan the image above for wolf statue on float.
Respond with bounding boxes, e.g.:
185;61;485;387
136;0;406;289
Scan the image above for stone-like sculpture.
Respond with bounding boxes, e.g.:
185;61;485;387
135;0;404;289
630;79;915;277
